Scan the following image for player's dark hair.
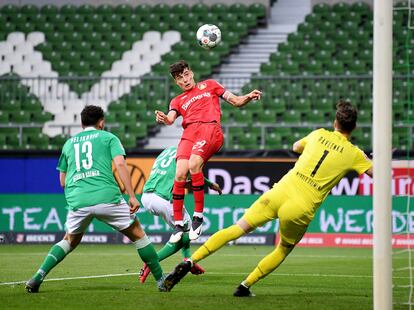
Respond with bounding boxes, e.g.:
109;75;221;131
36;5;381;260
169;60;190;79
335;99;358;133
81;105;104;127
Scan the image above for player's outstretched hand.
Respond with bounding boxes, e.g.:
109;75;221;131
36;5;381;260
248;89;262;101
209;182;223;195
129;196;140;214
155;110;167;124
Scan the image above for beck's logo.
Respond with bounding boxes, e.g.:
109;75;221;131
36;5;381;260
198;83;207;90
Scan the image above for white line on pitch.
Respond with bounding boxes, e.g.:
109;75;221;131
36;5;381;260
1;271;410;287
0;253;374;259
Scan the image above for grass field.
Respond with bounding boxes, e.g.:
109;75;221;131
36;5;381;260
0;244;410;309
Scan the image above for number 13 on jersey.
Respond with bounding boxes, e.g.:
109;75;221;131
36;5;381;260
74;141;93;171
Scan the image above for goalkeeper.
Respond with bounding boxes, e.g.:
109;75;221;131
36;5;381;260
138;145;222;283
163;100;373;296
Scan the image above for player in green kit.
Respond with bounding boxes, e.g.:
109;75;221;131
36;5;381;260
138;146;222;283
163;100;373;296
26;105;166;293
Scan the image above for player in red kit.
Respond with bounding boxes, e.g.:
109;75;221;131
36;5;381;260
155;60;262;242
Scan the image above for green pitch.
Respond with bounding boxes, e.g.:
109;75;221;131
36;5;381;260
0;244;409;309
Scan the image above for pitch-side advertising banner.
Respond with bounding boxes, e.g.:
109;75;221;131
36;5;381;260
0;194;412;247
0;158;412;196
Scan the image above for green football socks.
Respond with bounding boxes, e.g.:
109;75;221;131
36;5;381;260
32;239;71;282
157;232;191;261
135;235;163;281
180;232;191;259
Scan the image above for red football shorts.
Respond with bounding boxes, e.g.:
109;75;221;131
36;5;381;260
176;122;224;162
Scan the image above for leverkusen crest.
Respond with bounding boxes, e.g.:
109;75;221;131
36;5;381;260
198;83;207;90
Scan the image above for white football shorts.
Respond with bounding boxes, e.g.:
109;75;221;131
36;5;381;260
141;192;191;229
65;199;135;234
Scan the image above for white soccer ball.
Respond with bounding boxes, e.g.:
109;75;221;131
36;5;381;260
196;24;221;49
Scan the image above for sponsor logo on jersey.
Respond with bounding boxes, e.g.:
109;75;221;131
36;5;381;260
198;83;207;90
181;92;211;111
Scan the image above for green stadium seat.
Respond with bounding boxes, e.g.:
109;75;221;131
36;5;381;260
78;4;95;15
138;110;155;124
351;2;371;14
281;110;301;124
95;4;111;16
122;133;137;149
293;98;312;114
238;132;259;148
22;4;39;16
125;122;147;139
0;111;9;123
313;3;330;14
234;110;253;123
257;109;276;124
60;4;77;15
191;3;209;14
306;110;327;124
40;4;58;15
6;133;22;147
27;133;50;146
1;4;18;14
333;2;350;13
249;3;266;18
305;13;322;24
21;97;42;112
32;111;53;123
0;134;6;146
171;3;190;16
10;111;31;123
343;20;359;33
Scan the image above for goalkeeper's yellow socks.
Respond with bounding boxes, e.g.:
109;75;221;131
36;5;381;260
32;240;71;282
192;224;245;263
243;243;293;287
135;235;163;281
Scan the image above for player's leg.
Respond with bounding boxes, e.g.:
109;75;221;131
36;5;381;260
96;201;166;291
163;189;277;291
157;204;191;260
171;144;191;242
188;124;224;240
121;220;165;289
188;154;205;240
26;208;92;293
235;198;311;297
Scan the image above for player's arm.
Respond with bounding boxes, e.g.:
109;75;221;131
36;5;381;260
59;172;66;188
223;89;262;108
293;129;316;154
293;140;305;154
155;109;177;125
113;155;140;213
365;167;373;177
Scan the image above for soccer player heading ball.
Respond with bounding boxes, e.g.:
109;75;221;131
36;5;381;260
155;60;261;242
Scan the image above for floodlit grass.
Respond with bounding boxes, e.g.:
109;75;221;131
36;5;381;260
0;244;410;309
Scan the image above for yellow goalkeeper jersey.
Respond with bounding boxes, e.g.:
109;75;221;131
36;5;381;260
278;128;372;209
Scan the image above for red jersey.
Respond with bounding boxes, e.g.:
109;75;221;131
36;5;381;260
169;79;226;129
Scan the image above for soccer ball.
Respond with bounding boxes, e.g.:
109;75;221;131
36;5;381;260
196;24;221;49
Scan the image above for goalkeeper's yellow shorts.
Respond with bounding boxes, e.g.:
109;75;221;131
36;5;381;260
242;183;315;246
